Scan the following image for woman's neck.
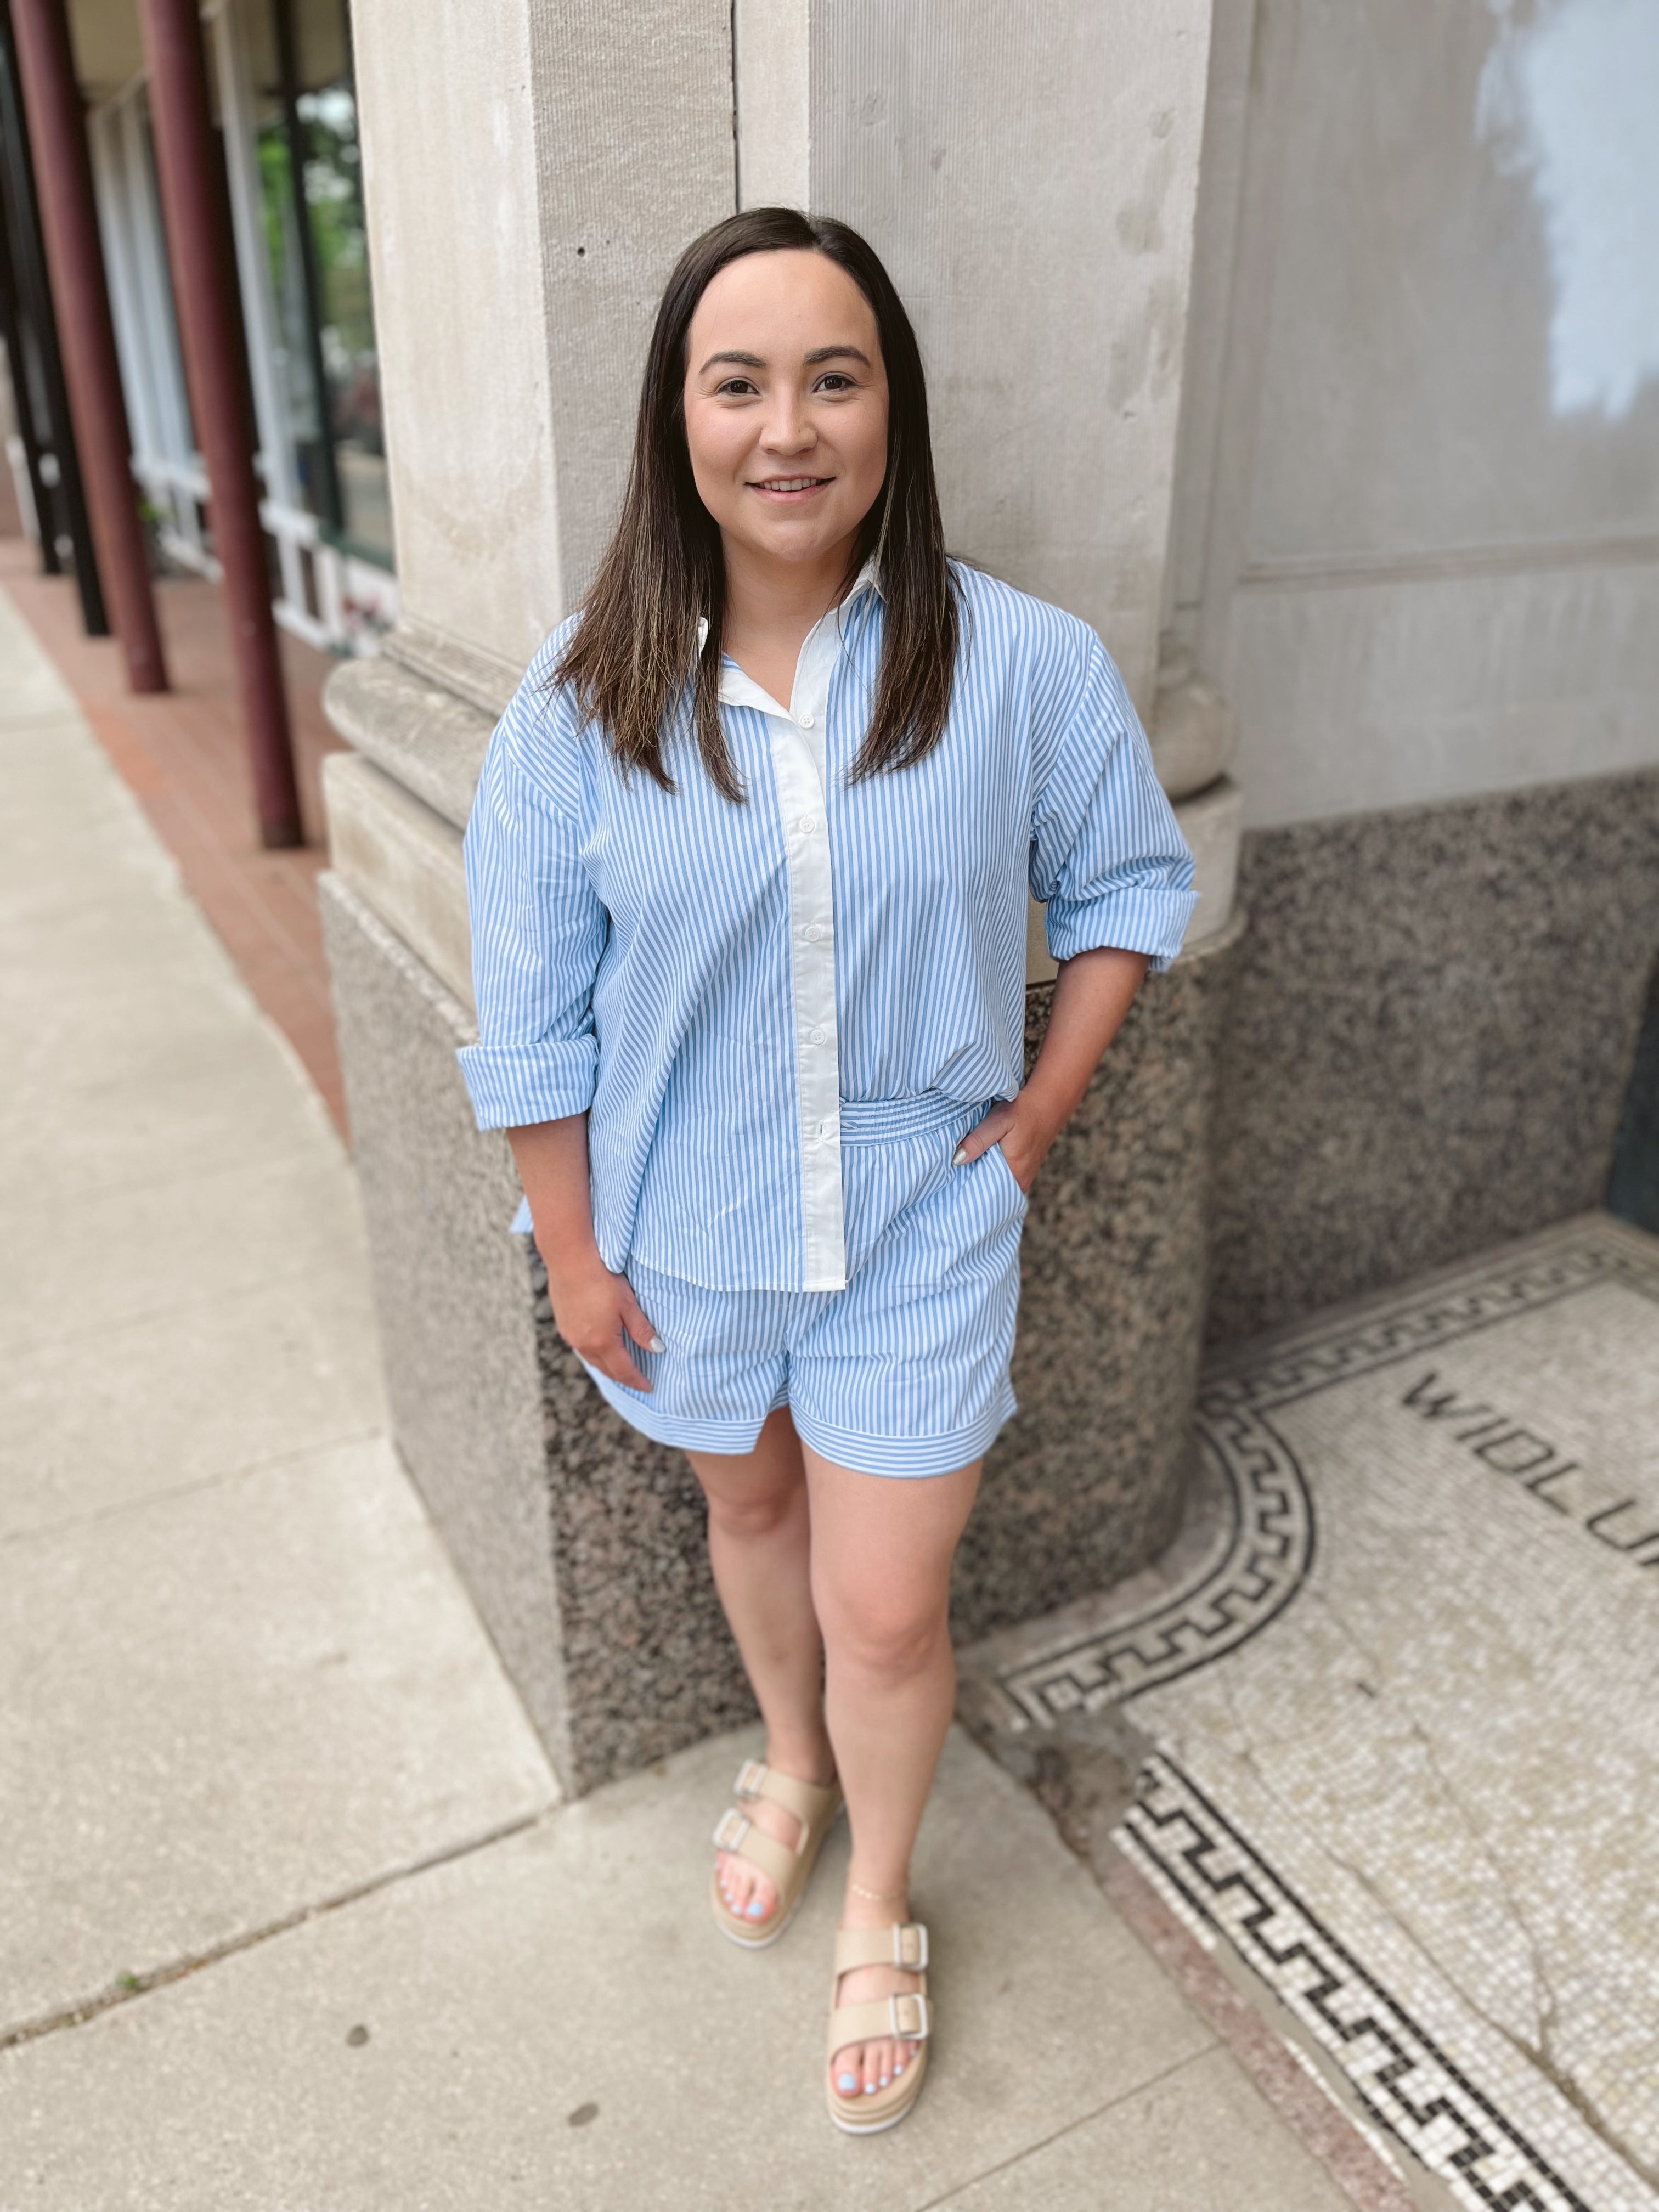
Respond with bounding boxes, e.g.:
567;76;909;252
720;529;862;687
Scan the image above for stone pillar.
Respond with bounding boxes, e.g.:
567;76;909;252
322;0;1238;1790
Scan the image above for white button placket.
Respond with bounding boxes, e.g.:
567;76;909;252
711;575;876;1292
770;706;844;1289
781;599;870;1289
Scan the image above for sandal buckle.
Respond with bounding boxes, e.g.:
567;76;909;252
889;1991;929;2041
712;1806;751;1852
733;1758;768;1800
892;1922;929;1970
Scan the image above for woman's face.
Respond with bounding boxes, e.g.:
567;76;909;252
682;249;890;574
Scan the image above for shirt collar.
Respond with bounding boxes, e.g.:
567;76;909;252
693;554;883;662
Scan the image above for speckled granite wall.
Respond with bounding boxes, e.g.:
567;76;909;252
955;919;1242;1641
1207;768;1659;1345
323;869;1239;1790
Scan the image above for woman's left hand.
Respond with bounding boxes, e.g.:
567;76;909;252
951;1093;1058;1195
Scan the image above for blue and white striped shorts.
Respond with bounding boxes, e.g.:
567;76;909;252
578;1093;1028;1477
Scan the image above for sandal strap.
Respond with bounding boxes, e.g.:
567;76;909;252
834;1921;928;1973
733;1759;840;1840
710;1805;799;1892
827;1989;931;2061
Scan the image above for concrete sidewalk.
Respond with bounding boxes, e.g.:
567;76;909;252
0;578;1359;2209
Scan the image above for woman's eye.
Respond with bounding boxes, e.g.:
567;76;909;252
716;378;758;397
816;373;855;392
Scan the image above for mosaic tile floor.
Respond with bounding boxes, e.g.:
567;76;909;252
961;1212;1659;2212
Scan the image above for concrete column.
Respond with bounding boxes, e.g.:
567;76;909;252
137;0;298;847
321;0;740;1793
9;0;163;686
322;0;1239;1792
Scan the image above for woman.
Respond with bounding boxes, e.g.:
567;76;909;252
460;208;1197;2134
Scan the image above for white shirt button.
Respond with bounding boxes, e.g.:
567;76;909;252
804;923;824;942
809;1026;827;1046
797;711;815;729
798;814;817;834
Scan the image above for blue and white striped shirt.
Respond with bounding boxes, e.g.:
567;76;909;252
459;560;1198;1291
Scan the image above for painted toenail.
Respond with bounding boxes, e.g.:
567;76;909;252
864;2082;877;2094
838;2073;857;2092
746;1899;764;1917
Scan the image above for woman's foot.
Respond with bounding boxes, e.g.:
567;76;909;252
828;1883;923;2102
714;1742;837;1927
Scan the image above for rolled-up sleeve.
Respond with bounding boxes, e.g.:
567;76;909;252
456;713;607;1130
1030;629;1199;973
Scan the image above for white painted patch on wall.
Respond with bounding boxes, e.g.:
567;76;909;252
1477;0;1659;420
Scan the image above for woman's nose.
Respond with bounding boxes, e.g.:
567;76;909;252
760;397;815;454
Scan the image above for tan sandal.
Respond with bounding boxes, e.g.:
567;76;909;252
709;1758;844;1949
825;1921;931;2134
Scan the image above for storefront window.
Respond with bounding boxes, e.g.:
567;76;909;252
250;0;390;568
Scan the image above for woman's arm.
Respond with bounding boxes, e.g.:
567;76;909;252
507;1115;664;1390
952;943;1149;1190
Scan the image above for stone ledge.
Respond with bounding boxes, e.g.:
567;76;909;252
323;653;493;833
323;752;473;1009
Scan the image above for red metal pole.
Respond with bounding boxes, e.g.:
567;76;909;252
136;0;301;848
9;0;167;691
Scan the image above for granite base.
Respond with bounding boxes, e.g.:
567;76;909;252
1207;769;1659;1344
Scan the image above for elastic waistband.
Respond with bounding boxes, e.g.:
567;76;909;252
837;1092;1001;1144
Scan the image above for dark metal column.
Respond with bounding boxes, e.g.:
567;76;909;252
137;0;300;848
0;0;103;618
0;160;55;558
9;0;164;685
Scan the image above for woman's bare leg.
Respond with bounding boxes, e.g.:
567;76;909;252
804;1446;982;2104
686;1405;837;1925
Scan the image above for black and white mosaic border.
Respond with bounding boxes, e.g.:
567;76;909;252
1115;1757;1611;2212
982;1223;1659;2212
990;1226;1659;1734
988;1407;1314;1729
1201;1228;1659;1420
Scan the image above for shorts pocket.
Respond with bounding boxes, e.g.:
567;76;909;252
986;1139;1030;1221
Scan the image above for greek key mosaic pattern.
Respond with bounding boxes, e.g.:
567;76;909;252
1115;1757;1602;2212
989;1408;1313;1729
990;1228;1659;1733
1200;1232;1659;1419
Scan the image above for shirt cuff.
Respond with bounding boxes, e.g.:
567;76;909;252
1045;884;1201;974
455;1036;599;1130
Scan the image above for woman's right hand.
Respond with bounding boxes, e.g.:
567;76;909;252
506;1114;662;1391
544;1249;663;1391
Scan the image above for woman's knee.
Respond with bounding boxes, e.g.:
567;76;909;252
702;1475;803;1541
816;1579;950;1679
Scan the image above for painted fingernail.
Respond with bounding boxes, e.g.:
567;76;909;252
950;1144;967;1166
838;2073;857;2092
649;1335;665;1353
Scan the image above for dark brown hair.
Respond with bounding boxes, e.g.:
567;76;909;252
552;208;961;802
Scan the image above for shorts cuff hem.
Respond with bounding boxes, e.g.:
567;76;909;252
583;1363;766;1456
792;1388;1016;1477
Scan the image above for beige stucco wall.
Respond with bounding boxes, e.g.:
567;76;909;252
735;3;1214;722
1173;0;1659;827
351;0;733;682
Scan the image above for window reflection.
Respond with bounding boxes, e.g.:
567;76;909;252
250;0;390;569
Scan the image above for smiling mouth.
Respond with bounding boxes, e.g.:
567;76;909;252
749;476;833;494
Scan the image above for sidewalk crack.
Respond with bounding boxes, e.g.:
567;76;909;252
0;1804;556;2055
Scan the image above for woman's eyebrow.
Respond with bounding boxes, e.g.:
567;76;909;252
696;344;873;375
698;349;766;374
